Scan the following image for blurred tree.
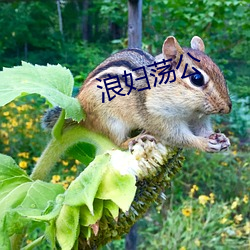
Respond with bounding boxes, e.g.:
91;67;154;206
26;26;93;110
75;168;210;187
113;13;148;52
128;0;142;48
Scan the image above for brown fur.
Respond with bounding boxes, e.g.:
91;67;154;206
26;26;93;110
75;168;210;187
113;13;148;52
77;36;232;152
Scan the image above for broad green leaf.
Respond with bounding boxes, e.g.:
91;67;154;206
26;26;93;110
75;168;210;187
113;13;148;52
45;220;56;249
0;182;32;247
0;182;32;218
65;142;96;165
0;176;32;201
103;200;119;219
0;62;85;122
0;231;10;250
96;167;136;212
0;154;30;181
56;205;80;250
20;181;64;212
3;210;31;238
80;199;103;226
64;154;111;213
26;201;63;222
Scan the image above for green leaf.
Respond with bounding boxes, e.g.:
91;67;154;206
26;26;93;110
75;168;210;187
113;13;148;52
20;181;64;213
0;231;10;250
52;108;65;139
65;142;96;165
2;210;30;237
64;154;111;213
0;154;30;181
103;200;119;219
0;176;32;201
45;220;56;249
0;62;85;122
56;205;80;250
96;167;136;212
0;154;65;244
26;197;63;222
80;199;103;226
0;182;33;217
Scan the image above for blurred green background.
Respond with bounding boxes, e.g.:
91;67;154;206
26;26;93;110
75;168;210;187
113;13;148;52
0;0;249;249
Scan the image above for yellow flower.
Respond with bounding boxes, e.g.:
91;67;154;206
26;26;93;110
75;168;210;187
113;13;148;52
243;195;248;204
32;157;39;162
18;152;30;159
209;193;215;204
62;160;69;166
221;232;227;238
17;105;31;112
182;207;192;217
244;221;250;234
51;175;61;183
236;229;242;237
235;157;242;163
26;239;32;244
232;150;237;156
234;214;243;224
11;119;18;127
221;162;228;167
26;121;33;129
220;217;228;224
9;102;16;108
63;182;69;189
66;176;75;182
70;165;77;172
179;247;186;250
198;195;210;206
231;198;240;209
3;138;9;145
0;130;8;138
189;184;199;198
3;111;9;116
4;147;10;152
75;159;81;165
194;238;201;247
19;161;28;169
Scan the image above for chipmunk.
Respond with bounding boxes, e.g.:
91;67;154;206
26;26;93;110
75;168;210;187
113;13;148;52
43;36;232;152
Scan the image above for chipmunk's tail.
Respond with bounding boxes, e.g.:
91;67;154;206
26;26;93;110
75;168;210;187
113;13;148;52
41;106;62;130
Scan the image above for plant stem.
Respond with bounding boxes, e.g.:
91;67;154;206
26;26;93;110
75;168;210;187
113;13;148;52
30;126;118;181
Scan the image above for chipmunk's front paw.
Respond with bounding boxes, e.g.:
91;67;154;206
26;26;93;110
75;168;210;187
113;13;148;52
128;134;156;152
206;133;230;152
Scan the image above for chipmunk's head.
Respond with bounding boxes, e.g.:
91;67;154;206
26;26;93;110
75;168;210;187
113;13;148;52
160;36;232;115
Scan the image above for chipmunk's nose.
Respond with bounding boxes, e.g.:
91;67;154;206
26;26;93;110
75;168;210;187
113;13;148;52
219;101;232;114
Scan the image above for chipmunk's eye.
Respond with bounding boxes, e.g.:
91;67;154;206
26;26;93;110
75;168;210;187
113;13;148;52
190;73;204;87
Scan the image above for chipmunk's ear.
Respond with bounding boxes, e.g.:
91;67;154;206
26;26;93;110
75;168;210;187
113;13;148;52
162;36;184;61
191;36;205;52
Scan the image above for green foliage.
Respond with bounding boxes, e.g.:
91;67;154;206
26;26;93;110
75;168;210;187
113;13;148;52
0;62;84;121
0;1;249;249
142;0;250;99
0;154;64;249
138;197;249;249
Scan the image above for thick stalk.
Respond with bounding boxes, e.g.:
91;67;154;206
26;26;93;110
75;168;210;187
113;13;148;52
30;126;118;181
